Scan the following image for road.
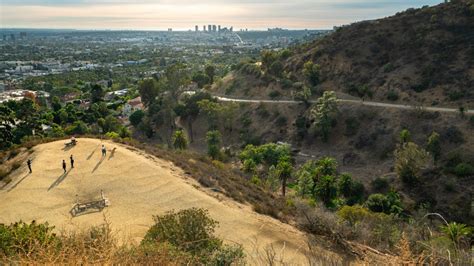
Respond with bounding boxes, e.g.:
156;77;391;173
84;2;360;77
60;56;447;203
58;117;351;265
214;95;473;114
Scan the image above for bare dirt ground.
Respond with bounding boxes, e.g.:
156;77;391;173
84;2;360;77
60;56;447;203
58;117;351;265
0;138;345;264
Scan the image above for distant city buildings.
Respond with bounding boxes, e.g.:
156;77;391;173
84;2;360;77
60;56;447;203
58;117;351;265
195;24;234;34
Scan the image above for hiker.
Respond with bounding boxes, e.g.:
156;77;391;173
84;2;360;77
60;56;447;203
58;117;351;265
62;160;67;173
27;159;32;173
71;136;76;145
70;155;74;168
101;144;107;157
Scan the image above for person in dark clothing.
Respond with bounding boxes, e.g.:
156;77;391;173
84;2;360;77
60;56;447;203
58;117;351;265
27;159;32;173
70;155;74;168
62;160;67;173
101;144;106;157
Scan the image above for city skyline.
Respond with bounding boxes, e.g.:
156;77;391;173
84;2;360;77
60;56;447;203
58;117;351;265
1;0;444;30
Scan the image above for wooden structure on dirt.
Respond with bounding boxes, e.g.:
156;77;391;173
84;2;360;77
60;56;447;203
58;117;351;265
70;190;110;217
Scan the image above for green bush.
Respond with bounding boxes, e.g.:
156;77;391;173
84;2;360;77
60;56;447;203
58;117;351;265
453;163;474;177
386;90;399;101
105;131;120;140
0;221;60;256
344;117;360;136
142;208;244;263
268;90;281;99
371;177;389;192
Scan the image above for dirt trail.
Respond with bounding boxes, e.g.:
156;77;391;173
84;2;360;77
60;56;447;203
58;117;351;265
0;138;345;264
214;95;473;114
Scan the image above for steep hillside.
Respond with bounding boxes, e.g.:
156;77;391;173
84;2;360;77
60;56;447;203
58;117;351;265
0;138;344;264
215;0;474;106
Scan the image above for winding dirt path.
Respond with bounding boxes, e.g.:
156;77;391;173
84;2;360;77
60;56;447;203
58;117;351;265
214;95;473;114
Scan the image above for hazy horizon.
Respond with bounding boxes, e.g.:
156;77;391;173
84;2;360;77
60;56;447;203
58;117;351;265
1;0;443;31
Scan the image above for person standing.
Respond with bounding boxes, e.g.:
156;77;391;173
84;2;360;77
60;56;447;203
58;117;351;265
62;160;67;173
27;159;32;173
70;155;74;168
101;144;106;157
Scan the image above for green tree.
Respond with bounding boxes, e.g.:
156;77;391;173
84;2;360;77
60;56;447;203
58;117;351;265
138;78;160;106
129;109;145;127
303;61;321;86
204;65;216;84
206;130;221;160
172;129;188;150
269;61;284;77
394;142;429;184
51;96;62;112
192;71;210;88
0;104;15;149
90;84;104;103
440;222;472;252
296;157;337;198
399;129;411;144
65;121;89;135
260;50;277;71
175;92;213;142
276;159;292;197
310;91;338;142
102;115;122;133
198;99;223;130
315;175;337;207
426;131;441;164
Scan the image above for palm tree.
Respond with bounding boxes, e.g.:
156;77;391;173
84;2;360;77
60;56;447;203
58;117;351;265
276;160;293;197
440;222;471;250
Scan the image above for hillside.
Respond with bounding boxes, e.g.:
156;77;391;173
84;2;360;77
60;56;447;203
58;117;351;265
0;138;345;264
215;0;474;106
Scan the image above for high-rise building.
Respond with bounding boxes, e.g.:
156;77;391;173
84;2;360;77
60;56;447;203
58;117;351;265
208;25;212;33
203;25;206;32
212;25;217;32
230;27;233;32
218;25;221;32
195;25;199;32
10;34;15;41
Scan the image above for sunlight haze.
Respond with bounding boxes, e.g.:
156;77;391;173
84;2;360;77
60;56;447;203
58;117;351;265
1;0;443;30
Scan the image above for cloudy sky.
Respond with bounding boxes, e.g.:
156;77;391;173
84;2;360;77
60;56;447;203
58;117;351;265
1;0;443;30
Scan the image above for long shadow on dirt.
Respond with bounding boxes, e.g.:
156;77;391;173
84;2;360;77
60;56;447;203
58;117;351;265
87;145;99;160
108;147;116;160
7;173;30;192
92;156;106;173
48;169;72;191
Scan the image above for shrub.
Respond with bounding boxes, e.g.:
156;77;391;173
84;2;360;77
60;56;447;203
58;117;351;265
142;208;244;263
366;193;389;213
344;117;360;136
0;221;60;256
275;116;287;127
337;205;370;227
443;126;464;144
64;121;90;135
105;131;120;140
172;129;188;150
206;130;221;160
119;127;131;138
394;142;429;184
268;90;281;99
371;177;389;192
129;110;145;127
366;191;403;215
387;90;399;101
453;163;474;177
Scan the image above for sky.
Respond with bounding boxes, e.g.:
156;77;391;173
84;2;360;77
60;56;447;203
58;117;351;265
0;0;444;30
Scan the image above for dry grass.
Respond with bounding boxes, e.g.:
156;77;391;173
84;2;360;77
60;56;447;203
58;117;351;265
0;218;186;265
